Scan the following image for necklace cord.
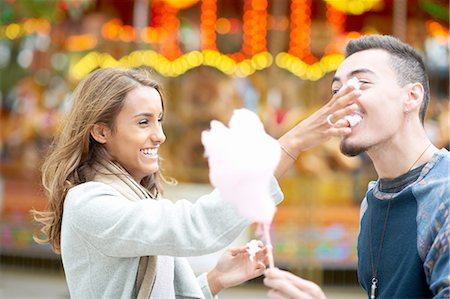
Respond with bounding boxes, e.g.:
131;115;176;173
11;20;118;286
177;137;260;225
408;143;432;172
369;198;392;280
369;143;432;288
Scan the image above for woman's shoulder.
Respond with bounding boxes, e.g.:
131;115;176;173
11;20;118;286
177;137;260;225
65;181;122;206
67;181;117;195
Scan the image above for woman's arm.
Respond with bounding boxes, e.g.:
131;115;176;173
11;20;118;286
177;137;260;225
275;85;361;179
63;181;282;258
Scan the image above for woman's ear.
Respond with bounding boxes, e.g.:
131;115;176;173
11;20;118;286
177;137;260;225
90;123;110;144
404;82;424;113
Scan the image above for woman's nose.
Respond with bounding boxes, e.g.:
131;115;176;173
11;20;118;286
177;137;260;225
151;128;166;144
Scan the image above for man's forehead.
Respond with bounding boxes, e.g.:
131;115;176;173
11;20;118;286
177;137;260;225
335;49;390;79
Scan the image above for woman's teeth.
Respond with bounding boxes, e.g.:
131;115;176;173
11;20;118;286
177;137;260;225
140;148;157;157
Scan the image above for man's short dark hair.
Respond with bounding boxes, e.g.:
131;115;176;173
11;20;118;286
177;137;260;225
345;35;430;123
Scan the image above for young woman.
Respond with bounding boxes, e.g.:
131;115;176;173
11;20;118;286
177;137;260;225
32;67;357;298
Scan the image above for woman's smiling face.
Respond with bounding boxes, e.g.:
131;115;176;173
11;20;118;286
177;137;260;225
104;85;166;182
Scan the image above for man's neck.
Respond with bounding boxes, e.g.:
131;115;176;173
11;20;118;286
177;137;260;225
368;133;438;179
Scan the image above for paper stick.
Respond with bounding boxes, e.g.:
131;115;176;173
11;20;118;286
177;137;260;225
263;224;275;268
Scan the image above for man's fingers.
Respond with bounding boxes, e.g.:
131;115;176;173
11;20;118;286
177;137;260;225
280;271;326;298
265;276;315;299
265;268;323;296
267;289;290;299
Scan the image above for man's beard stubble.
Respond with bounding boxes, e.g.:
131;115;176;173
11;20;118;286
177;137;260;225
340;139;368;157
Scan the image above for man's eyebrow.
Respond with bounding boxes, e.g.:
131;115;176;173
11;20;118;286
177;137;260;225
349;68;376;77
332;68;377;85
331;76;341;85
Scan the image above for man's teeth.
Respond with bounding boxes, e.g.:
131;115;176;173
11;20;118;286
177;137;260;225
140;148;157;156
345;114;362;127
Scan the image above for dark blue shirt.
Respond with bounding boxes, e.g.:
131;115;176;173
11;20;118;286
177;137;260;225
358;188;433;298
357;149;450;298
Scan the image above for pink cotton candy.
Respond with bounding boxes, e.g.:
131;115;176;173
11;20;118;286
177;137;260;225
201;109;281;224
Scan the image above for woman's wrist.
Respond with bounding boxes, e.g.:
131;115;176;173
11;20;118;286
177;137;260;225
279;142;296;161
278;133;302;160
207;269;224;296
275;134;302;179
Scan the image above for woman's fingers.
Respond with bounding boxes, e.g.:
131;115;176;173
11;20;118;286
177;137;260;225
314;89;359;130
330;84;360;105
328;104;359;124
327;126;352;137
334;83;356;98
228;246;248;256
255;261;267;272
325;89;361;130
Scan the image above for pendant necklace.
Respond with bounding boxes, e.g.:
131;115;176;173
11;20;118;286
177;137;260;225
369;198;391;299
369;143;432;299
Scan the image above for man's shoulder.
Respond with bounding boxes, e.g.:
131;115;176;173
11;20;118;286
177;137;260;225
416;149;449;193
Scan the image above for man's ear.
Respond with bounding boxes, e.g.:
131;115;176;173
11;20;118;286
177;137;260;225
90;123;110;144
404;82;424;113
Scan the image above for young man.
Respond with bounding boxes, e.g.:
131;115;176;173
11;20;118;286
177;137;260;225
265;35;449;298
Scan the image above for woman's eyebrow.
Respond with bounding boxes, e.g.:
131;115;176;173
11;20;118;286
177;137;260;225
133;112;154;118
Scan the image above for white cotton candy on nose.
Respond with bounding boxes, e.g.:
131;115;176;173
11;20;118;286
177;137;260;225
347;77;362;90
344;77;362;127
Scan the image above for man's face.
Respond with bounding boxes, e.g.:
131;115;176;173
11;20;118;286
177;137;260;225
332;49;409;156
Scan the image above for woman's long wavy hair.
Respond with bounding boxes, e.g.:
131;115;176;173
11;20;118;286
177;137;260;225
32;67;168;253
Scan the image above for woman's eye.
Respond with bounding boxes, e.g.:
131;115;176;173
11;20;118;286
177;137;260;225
138;120;149;125
331;88;340;95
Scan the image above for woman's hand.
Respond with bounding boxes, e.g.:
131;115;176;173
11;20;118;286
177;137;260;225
264;268;326;299
207;242;268;295
276;85;361;178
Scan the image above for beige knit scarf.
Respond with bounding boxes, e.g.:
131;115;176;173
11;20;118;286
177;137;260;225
93;158;157;299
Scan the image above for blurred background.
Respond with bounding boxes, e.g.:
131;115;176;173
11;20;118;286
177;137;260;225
0;0;448;297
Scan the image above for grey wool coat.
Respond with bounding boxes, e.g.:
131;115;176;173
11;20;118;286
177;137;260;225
60;179;283;298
